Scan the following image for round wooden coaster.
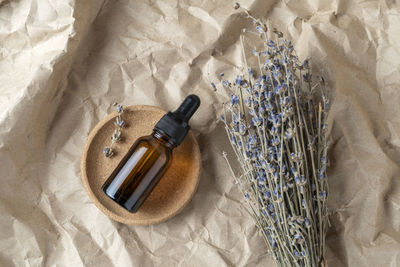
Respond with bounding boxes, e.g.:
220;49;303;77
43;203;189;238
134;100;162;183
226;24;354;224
80;105;201;225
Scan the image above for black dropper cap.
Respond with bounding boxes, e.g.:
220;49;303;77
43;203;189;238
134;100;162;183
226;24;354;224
154;94;201;146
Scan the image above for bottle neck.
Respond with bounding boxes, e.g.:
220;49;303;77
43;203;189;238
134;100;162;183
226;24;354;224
152;129;176;149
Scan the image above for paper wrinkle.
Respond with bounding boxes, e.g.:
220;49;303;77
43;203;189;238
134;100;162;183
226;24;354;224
1;0;400;266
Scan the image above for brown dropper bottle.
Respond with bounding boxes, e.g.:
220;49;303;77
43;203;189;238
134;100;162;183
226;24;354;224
102;95;201;213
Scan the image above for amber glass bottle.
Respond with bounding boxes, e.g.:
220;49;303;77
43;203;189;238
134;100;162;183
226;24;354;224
102;95;200;213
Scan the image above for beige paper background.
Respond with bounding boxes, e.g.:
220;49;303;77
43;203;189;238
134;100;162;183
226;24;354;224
1;0;400;266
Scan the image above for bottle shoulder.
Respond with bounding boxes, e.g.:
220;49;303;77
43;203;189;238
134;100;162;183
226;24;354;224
134;135;173;156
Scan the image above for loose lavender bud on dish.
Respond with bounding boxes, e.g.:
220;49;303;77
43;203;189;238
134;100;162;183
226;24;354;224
103;147;114;158
103;102;127;158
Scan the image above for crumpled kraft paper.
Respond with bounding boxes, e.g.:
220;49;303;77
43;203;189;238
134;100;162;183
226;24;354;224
1;0;400;266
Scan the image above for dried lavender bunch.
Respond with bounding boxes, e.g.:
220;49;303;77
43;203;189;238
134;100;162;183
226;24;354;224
215;6;329;267
103;103;126;158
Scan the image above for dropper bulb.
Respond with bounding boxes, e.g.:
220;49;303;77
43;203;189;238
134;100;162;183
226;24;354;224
175;94;201;122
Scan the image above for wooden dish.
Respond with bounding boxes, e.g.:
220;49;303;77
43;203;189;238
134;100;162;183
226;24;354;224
80;105;201;225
